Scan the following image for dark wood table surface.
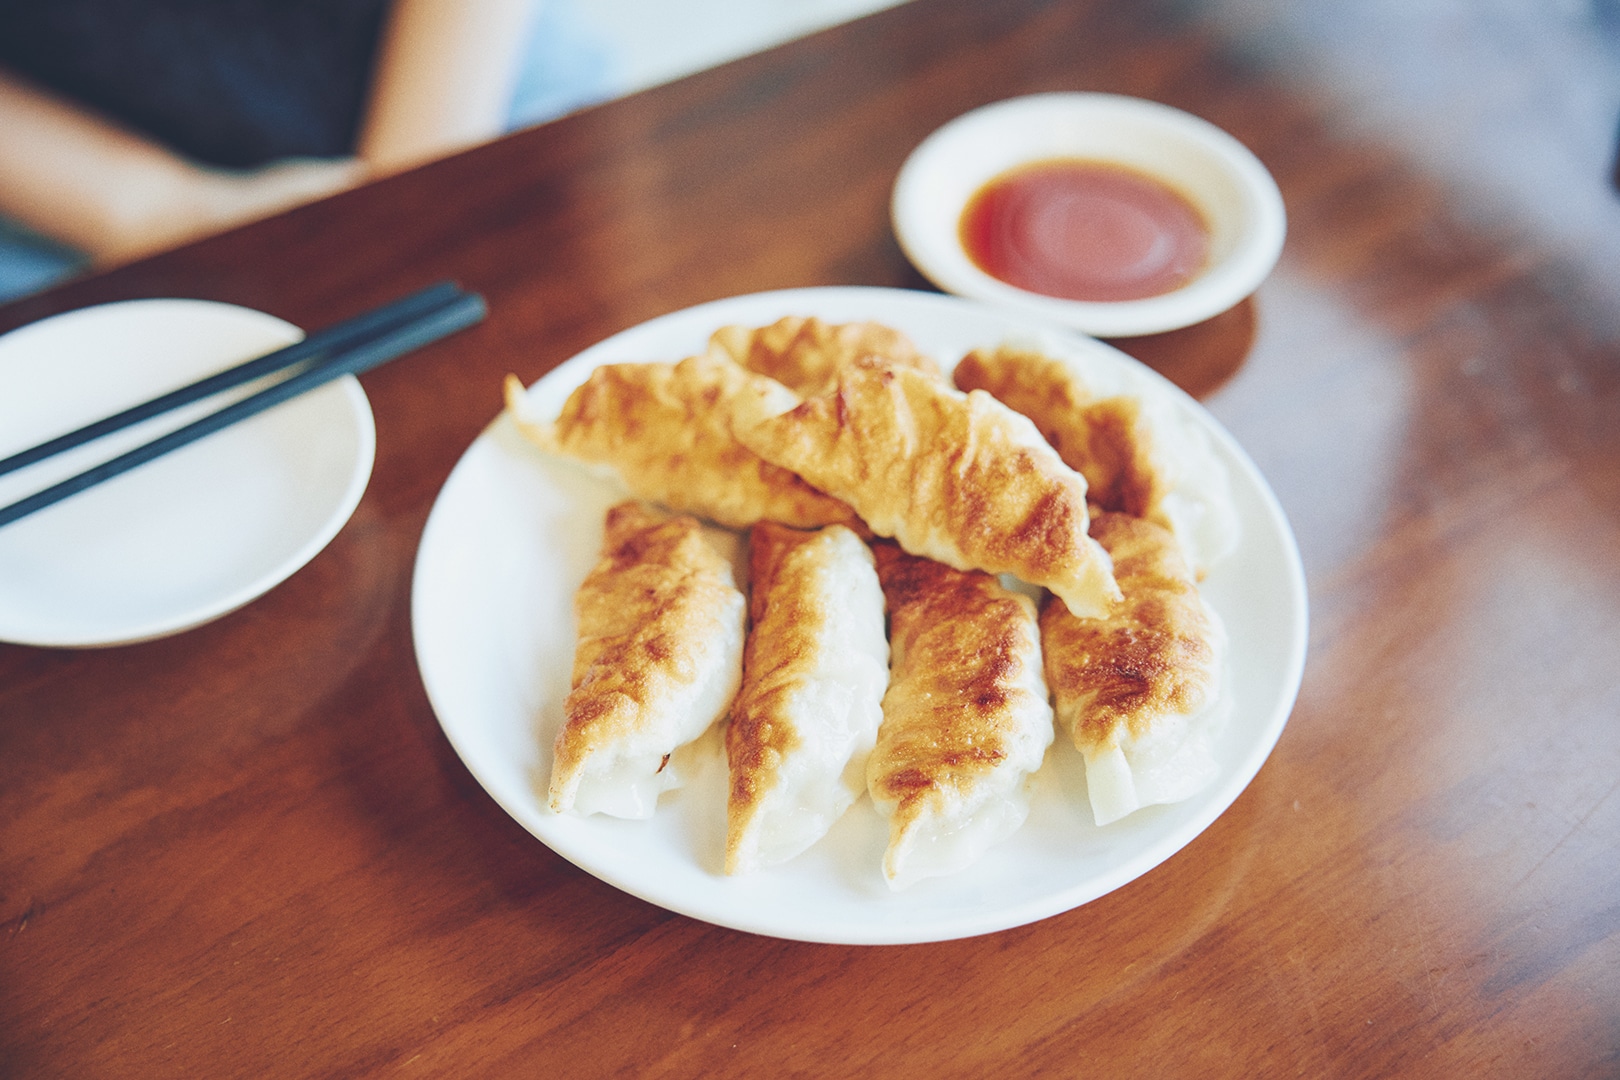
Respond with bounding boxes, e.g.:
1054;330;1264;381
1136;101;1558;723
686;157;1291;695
4;0;1617;1075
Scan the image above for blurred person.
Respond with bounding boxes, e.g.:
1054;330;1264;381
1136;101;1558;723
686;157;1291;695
0;0;619;300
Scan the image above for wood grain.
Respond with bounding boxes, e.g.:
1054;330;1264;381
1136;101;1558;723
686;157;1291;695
3;0;1618;1076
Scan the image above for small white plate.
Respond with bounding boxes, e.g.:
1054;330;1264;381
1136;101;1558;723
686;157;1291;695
892;93;1287;337
0;299;376;648
412;286;1307;944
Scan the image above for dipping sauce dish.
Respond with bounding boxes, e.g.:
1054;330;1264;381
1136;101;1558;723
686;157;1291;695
892;93;1286;337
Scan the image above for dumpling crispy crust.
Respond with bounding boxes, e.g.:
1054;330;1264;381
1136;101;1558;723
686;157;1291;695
732;357;1120;618
725;522;887;874
504;355;859;531
954;346;1168;525
706;315;941;398
867;542;1052;886
727;524;822;822
1041;511;1219;751
549;501;746;815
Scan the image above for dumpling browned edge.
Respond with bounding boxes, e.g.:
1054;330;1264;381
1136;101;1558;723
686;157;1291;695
726;522;828;873
733;358;1120;618
707;315;942;397
1040;509;1218;751
548;500;746;816
865;541;1051;886
954;346;1168;524
503;362;864;533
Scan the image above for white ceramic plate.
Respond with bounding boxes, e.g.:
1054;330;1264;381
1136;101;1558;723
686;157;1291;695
412;286;1307;944
0;299;375;648
892;93;1287;337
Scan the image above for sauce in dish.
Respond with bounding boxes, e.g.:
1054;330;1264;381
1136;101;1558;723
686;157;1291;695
960;159;1210;303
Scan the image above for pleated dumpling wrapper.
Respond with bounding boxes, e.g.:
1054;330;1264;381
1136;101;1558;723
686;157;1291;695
548;501;747;818
867;542;1054;890
503;355;859;532
731;357;1121;619
954;345;1239;576
1041;511;1229;827
705;315;941;397
725;522;890;875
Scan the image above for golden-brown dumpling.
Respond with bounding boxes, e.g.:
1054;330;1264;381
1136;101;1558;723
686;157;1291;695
725;522;889;875
732;357;1120;618
504;355;859;531
954;345;1239;574
549;501;747;818
706;315;940;397
1041;511;1227;826
956;346;1166;521
866;542;1053;889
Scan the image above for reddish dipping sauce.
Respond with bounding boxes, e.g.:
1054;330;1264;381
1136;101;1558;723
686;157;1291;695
960;159;1210;302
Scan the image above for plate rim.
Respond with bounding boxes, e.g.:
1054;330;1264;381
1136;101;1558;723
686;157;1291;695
412;285;1308;943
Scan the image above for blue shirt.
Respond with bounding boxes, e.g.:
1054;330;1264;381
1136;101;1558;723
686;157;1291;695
0;0;390;168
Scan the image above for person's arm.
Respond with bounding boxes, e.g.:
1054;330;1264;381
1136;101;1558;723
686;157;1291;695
0;68;361;266
0;0;535;265
357;0;536;174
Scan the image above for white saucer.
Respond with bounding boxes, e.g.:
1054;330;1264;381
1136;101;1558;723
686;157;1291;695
892;93;1287;337
413;286;1307;944
0;299;376;648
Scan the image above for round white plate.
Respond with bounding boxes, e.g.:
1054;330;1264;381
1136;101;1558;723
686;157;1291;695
0;299;375;648
892;93;1287;337
412;286;1307;944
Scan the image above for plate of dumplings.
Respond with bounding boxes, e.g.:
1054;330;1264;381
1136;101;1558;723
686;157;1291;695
412;286;1307;944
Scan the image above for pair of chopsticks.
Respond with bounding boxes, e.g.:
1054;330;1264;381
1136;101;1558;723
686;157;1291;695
0;281;486;530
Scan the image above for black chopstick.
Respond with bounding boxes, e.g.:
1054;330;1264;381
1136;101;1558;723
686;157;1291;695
0;280;467;478
0;288;486;530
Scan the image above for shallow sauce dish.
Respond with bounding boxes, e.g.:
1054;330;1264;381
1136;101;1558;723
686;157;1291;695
411;286;1307;944
892;93;1287;337
0;300;375;647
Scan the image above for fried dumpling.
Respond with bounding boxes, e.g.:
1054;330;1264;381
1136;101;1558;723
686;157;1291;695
725;522;889;875
706;315;941;397
1041;511;1228;826
732;358;1121;619
954;344;1239;574
955;347;1166;522
867;542;1054;889
548;501;747;818
504;355;859;532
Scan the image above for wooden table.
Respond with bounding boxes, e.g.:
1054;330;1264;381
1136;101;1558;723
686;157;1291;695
4;0;1617;1074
